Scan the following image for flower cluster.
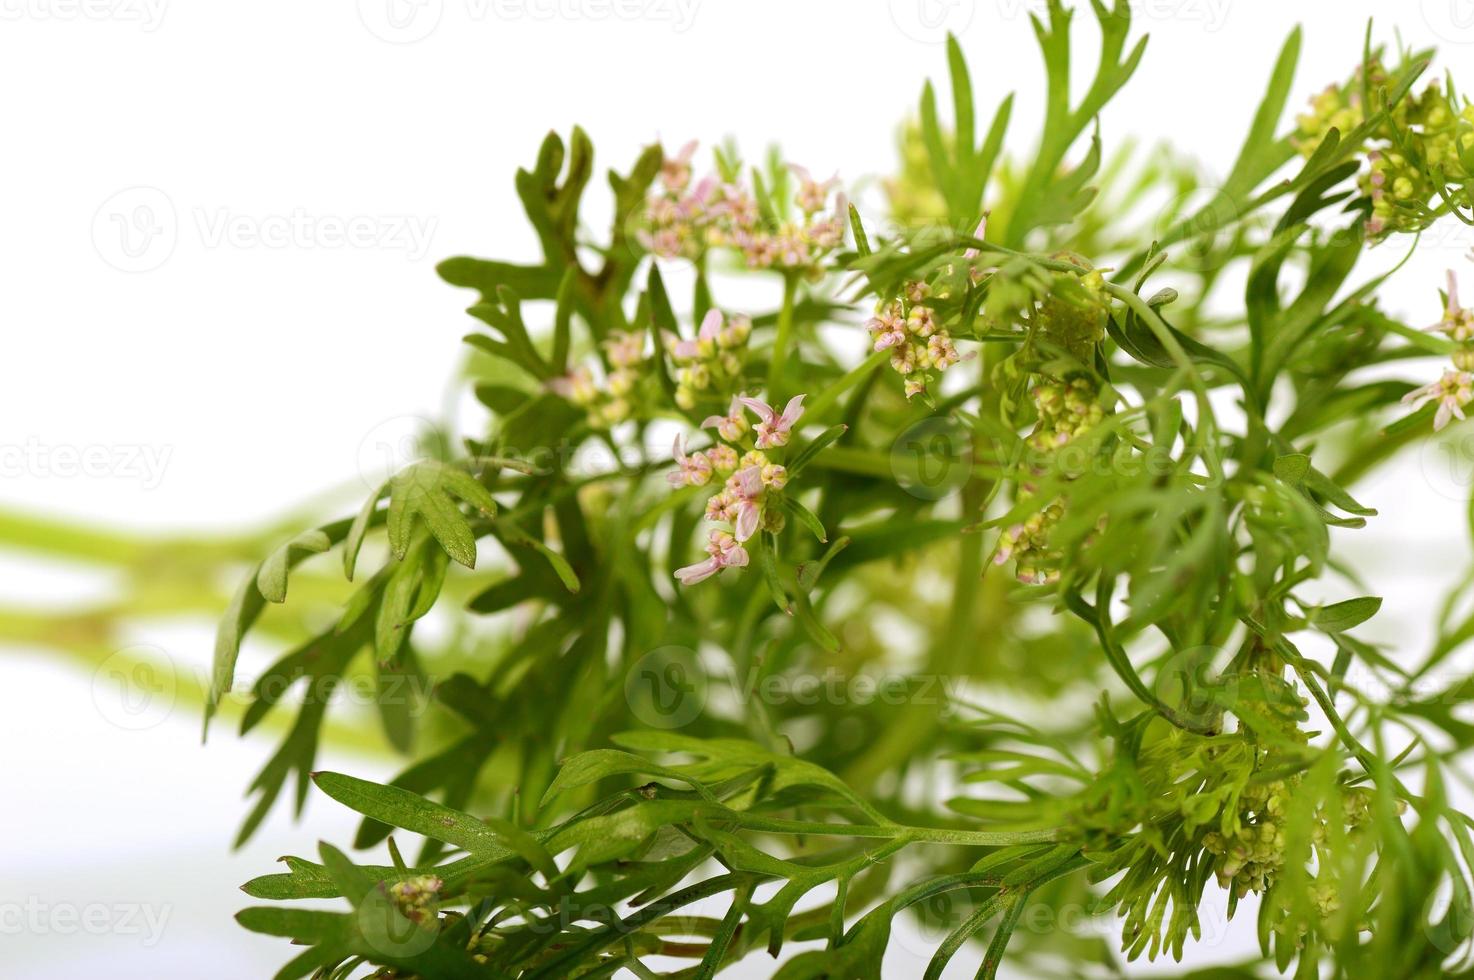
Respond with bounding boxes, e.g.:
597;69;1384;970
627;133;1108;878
1197;668;1382;904
663;308;752;410
993;499;1066;586
1202;782;1292;896
1203;775;1383;903
994;376;1107;585
387;874;443;925
1290;70;1376;157
638;142;846;272
866;280;966;399
547;329;650;428
669;394;805;585
1404;269;1474;430
1035;263;1108;360
1025;377;1106;453
1294;70;1474;238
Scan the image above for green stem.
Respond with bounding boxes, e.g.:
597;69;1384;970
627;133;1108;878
842;355;996;793
807;348;890;419
768;272;799;400
722;811;1058;846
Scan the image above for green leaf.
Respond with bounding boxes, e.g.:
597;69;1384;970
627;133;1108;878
313;771;507;854
552;265;577;373
208;518;355;736
256;530;331;603
783;496;827;543
788;424;848;475
385;461;497;569
495;521;581;594
758;532;792;615
317;842;374;906
848;204;871;257
344;481;389;581
540;749;703;807
375;536;447;665
1309;596;1382;633
1273;453;1310;487
473;383;534;415
235;618;370;845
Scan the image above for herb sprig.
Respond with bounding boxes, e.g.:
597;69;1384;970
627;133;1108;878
201;4;1474;977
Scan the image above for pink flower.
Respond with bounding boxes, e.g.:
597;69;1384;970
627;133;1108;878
717;314;751;349
702;396;750;442
674;530;749;585
890;345;917;375
665;310;724;364
868;307;906;351
667;434;713;487
661;139;698;193
739;394;805;449
791;164;840;215
603;330;644;369
677;175;717;219
1428;270;1474;342
704;489;731;521
664;330;701;363
724;465;765;541
697;309;723;343
926;334;961;370
805;192;847;250
547;367;597;405
707;444;739;472
1403;369;1474;431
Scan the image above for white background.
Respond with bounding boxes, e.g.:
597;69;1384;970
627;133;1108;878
5;0;1474;976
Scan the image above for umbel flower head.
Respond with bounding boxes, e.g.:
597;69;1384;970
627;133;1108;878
1428;268;1474;342
867;279;969;400
547;328;652;428
674;529;749;585
1404;268;1474;430
1294;64;1474;239
665;309;751;410
739;394;805;449
1403;368;1473;431
387;875;444;925
639;141;847;273
666;433;713;488
669;390;807;586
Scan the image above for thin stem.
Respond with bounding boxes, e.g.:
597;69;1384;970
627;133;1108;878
768;271;799;399
722;811;1059;846
807;348;889;419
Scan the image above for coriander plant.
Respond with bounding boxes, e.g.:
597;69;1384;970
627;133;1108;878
205;4;1474;976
